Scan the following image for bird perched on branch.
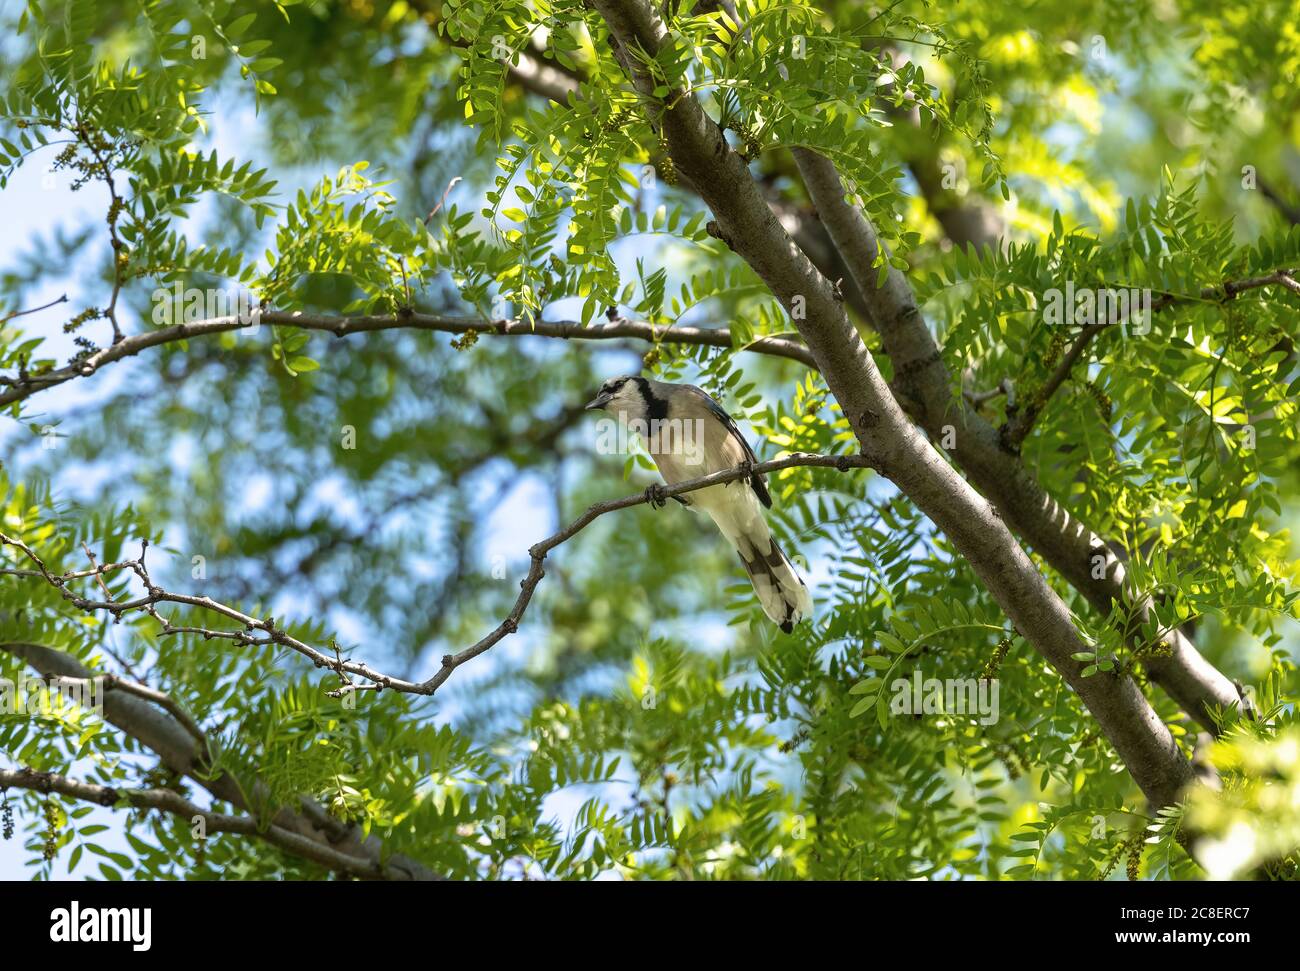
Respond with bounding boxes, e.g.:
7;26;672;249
585;375;812;632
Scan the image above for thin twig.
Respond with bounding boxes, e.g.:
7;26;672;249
1003;268;1300;446
75;123;125;344
423;451;874;695
0;294;68;326
424;175;463;224
0;309;815;406
1;452;872;698
963;377;1014;410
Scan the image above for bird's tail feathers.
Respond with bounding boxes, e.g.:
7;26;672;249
735;532;812;634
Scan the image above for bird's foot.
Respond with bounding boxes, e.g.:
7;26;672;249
727;458;755;487
644;483;669;509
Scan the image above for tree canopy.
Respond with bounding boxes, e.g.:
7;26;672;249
0;0;1298;881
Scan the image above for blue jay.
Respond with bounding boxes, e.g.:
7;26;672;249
585;375;812;632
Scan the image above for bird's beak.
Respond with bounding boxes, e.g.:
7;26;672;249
584;392;613;411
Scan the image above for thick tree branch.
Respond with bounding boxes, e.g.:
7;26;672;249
500;46;583;105
873;57;1004;252
1258;175;1300;226
0;766;401;879
0;640;445;880
411;0;585;106
594;0;1194;807
906;152;1004;252
97;672;208;749
793;147;1286;735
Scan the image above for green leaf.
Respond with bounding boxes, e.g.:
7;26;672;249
227;13;256;38
878;632;908;654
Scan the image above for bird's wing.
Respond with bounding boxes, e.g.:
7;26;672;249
681;384;772;509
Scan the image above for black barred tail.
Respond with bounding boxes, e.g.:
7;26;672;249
736;534;813;633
